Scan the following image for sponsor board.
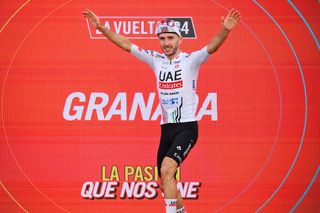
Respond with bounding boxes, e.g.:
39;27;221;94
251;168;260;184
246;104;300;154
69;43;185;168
81;165;201;199
86;16;197;39
63;92;218;121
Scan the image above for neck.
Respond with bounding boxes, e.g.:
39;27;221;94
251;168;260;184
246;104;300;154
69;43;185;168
167;49;181;60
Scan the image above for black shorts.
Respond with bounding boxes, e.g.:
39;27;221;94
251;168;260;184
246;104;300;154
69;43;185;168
157;121;198;176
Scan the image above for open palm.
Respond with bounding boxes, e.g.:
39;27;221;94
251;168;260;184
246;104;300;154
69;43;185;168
222;9;241;31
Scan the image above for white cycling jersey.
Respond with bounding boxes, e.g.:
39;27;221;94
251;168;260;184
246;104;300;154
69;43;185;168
131;44;211;124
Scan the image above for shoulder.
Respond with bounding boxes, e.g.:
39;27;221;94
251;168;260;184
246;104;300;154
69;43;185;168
155;52;165;59
138;47;163;58
131;44;155;55
190;46;207;55
189;46;210;58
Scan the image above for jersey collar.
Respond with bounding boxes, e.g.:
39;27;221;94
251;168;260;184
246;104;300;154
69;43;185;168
166;51;185;64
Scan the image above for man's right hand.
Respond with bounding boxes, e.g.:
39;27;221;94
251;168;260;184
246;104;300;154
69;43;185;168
83;9;101;29
82;9;132;52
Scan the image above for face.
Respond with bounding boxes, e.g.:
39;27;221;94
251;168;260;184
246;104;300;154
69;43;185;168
158;33;182;59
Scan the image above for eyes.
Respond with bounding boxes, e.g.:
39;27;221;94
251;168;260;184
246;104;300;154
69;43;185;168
159;35;175;42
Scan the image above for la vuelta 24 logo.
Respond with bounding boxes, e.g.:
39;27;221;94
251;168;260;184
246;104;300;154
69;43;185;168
85;16;197;39
81;165;201;199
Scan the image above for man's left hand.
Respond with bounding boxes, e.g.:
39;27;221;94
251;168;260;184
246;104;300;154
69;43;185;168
221;9;241;31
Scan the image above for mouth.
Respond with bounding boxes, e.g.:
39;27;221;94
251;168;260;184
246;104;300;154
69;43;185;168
163;47;171;52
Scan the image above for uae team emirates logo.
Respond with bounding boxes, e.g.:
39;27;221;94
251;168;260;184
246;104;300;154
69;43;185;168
86;17;197;39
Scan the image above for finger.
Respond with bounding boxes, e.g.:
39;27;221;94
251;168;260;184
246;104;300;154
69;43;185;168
229;8;236;17
86;9;96;16
83;11;89;16
235;16;241;22
233;13;241;19
231;10;240;19
83;9;92;17
234;10;240;15
234;11;240;18
83;13;89;18
83;9;91;14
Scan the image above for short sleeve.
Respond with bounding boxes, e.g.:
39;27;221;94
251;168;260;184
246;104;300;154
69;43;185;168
130;44;155;70
190;46;211;66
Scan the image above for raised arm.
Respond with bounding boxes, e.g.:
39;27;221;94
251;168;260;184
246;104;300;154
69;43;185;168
207;9;241;54
83;9;132;52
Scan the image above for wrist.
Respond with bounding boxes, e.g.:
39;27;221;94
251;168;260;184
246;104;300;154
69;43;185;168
221;26;231;33
96;22;104;30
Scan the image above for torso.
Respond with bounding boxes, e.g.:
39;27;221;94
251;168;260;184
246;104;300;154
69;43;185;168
153;52;199;124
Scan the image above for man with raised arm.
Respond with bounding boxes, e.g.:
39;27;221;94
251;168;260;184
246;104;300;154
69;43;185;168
83;8;240;213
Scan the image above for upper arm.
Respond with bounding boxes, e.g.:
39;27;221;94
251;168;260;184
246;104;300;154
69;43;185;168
130;44;156;69
190;46;211;66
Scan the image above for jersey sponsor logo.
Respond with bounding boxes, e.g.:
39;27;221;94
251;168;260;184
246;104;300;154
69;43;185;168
138;47;156;56
183;143;192;157
156;54;165;59
144;50;154;54
85;17;197;39
159;80;183;89
159;69;182;81
161;91;179;96
174;153;182;163
192;80;196;89
62;92;218;121
163;97;183;123
159;26;169;32
161;98;179;105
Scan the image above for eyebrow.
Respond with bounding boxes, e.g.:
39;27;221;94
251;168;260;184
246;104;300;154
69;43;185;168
159;35;175;39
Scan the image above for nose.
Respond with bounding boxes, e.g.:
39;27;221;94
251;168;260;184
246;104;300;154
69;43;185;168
163;38;170;46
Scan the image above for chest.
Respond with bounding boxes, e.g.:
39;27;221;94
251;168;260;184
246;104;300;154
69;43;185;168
155;60;192;83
